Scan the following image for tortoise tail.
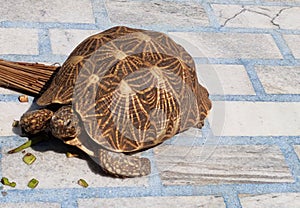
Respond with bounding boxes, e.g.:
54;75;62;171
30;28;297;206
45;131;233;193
98;149;151;177
0;59;59;96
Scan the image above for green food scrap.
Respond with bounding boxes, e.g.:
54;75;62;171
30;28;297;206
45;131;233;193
7;135;48;154
1;177;16;188
9;182;16;188
78;179;89;188
1;177;9;185
22;153;36;165
27;178;39;189
7;140;33;154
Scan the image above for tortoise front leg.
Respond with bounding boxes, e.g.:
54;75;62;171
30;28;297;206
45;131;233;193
98;149;151;177
20;109;53;134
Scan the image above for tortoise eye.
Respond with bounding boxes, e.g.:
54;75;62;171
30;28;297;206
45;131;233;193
64;119;72;127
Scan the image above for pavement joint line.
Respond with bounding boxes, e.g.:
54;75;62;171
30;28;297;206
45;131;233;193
2;136;300;148
38;28;53;56
1;20;300;34
90;0;112;28
207;0;300;6
222;191;242;208
210;94;300;102
1;93;300;103
194;57;300;65
145;149;164;196
201;1;221;28
278;143;300;182
270;31;296;61
0;21;99;30
0;182;299;204
0;54;68;65
242;63;267;97
61;202;77;208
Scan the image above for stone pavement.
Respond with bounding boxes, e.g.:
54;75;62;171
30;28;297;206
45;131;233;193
0;0;300;207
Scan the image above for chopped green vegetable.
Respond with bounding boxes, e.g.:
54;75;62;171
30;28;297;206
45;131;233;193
22;153;36;165
1;177;9;185
9;182;16;188
78;179;89;188
12;120;19;127
1;177;16;188
27;178;39;189
8;135;48;154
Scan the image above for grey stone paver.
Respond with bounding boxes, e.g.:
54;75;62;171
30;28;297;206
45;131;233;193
0;102;30;136
197;64;255;95
0;202;61;208
50;29;98;55
210;101;300;136
239;193;300;208
255;66;300;94
154;145;293;186
78;196;226;208
169;32;282;59
105;0;209;28
283;34;300;59
0;28;38;55
0;0;94;23
0;88;19;95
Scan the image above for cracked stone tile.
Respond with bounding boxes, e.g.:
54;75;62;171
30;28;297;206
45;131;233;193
255;65;300;94
212;5;298;29
273;7;300;29
105;0;209;28
283;35;300;59
239;193;300;208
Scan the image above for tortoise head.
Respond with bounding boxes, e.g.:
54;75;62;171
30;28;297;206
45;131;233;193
196;83;212;128
50;106;81;140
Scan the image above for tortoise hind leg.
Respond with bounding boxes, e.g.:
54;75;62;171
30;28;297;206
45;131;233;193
98;149;151;177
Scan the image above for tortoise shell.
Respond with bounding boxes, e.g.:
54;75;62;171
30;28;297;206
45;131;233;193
37;26;211;153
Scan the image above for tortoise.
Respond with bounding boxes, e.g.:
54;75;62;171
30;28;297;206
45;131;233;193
0;26;211;177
